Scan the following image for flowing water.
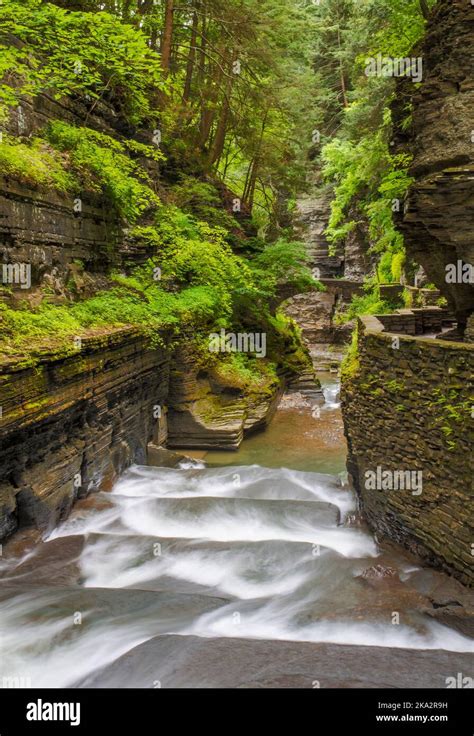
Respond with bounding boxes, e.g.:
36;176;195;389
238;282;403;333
1;375;473;688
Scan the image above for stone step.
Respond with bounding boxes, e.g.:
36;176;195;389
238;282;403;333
79;634;474;689
112;494;341;534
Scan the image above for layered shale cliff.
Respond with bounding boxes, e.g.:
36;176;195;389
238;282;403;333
0;328;170;539
399;0;474;331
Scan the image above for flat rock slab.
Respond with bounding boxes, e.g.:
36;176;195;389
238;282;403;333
80;634;474;689
0;586;229;626
0;534;86;587
128;496;341;528
147;445;198;468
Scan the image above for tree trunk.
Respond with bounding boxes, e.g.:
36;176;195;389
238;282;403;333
419;0;430;20
208;55;235;166
161;0;175;72
243;110;268;211
337;27;348;108
183;8;199;102
245;158;259;211
208;95;231;166
200;108;215;147
198;4;212;145
199;60;222;148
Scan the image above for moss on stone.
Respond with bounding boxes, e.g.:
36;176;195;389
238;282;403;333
341;326;360;382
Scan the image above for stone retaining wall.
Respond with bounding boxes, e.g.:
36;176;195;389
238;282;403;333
376;306;455;336
341;310;474;586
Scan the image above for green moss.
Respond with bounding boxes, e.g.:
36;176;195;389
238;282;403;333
0;282;222;360
386;379;405;393
23;397;50;411
341;327;360;381
0;134;77;191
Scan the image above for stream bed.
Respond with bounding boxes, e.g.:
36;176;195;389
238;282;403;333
1;375;473;688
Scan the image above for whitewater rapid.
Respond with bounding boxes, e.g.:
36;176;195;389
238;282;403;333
1;459;473;688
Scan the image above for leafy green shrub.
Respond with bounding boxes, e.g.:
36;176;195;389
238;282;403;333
132;207;265;319
377;250;405;284
250;239;321;297
47;122;161;221
336;282;397;324
0;0;166;124
390;251;405;282
322;116;413;258
171;177;239;232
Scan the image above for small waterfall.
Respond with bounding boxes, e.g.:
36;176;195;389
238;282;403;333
1;377;472;689
1;461;472;688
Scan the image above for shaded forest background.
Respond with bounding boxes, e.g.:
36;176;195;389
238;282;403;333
0;0;436;380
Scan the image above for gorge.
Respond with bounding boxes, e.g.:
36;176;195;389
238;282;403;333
0;0;472;694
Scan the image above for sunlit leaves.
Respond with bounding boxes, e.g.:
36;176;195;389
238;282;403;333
0;0;167;124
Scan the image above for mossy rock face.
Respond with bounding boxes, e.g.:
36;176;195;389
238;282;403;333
341;316;474;587
166;344;285;451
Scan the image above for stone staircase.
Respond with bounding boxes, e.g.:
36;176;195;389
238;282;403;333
294;191;344;278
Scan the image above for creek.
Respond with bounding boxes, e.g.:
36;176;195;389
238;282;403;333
0;374;472;688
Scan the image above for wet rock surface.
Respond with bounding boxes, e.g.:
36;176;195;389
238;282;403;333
0;390;472;689
80;634;474;689
360;564;399;581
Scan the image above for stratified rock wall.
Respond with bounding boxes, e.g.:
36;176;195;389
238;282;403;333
0;330;294;539
342;312;473;586
284;190;368;354
342;205;375;281
166;343;284;450
0;179;121;302
0;95;158;304
293;190;343;278
399;0;474;329
0;328;170;539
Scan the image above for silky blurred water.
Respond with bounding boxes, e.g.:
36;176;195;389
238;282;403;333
1;376;472;688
